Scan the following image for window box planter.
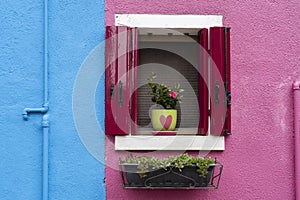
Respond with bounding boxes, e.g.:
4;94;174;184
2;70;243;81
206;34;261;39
119;154;223;189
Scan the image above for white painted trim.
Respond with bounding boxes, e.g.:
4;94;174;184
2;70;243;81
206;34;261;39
115;135;224;151
114;14;225;151
115;14;223;28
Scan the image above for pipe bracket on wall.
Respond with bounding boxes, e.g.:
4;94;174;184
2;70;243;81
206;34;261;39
23;103;49;120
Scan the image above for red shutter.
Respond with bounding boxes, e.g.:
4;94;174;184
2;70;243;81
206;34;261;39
210;27;231;135
225;28;231;135
131;28;138;134
105;26;131;135
198;28;209;135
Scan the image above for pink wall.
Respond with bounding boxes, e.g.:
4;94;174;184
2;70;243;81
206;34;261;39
105;0;300;199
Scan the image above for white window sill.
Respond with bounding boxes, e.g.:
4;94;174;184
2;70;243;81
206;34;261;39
115;135;224;151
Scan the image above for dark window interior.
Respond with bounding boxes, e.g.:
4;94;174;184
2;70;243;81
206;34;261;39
137;41;200;129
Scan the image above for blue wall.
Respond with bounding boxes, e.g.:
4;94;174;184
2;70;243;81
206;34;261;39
0;0;106;199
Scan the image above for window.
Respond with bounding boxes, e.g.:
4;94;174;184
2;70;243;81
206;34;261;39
105;15;230;150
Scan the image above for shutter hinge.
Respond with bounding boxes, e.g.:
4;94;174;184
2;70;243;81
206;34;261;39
224;81;228;88
110;84;115;99
208;109;211;116
223;27;231;32
224;129;231;136
226;90;231;106
224;82;231;106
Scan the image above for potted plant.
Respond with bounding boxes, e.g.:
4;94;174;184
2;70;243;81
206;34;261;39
119;154;221;188
148;73;184;131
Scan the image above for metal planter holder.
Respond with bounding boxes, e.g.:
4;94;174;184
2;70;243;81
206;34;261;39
119;162;223;189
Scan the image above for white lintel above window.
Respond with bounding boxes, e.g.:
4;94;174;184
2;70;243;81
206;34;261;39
115;14;223;28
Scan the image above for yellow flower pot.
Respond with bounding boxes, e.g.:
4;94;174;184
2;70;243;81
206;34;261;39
151;109;177;131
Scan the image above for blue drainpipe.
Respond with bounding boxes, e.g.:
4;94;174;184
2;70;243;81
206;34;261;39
23;0;49;200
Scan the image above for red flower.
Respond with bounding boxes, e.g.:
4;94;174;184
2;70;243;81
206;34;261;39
170;91;177;98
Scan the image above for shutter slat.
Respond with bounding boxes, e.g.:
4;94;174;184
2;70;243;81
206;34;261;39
198;29;209;135
131;28;138;134
105;26;117;135
225;28;231;135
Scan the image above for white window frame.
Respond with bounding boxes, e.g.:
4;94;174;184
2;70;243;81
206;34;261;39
114;14;225;151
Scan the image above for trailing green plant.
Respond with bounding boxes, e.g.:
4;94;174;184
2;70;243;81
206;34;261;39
148;72;183;109
120;153;215;177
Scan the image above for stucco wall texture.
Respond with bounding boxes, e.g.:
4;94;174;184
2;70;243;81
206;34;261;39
105;0;300;200
0;0;106;199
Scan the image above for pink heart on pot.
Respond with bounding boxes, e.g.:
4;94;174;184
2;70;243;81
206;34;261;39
160;115;173;130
